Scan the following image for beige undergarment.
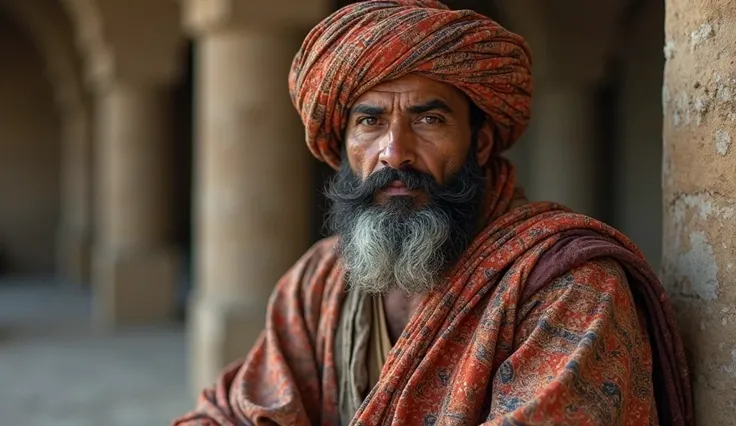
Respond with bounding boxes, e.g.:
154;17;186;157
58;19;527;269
368;294;393;389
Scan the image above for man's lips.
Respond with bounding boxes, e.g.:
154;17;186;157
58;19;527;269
383;180;413;196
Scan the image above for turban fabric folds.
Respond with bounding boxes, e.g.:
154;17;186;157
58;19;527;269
288;0;534;170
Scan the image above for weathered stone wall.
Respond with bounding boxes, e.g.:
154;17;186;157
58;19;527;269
662;0;736;420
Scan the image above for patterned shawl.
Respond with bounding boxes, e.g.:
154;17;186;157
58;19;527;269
173;158;692;425
288;0;533;170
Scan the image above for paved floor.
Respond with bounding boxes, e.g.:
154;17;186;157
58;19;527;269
0;280;191;426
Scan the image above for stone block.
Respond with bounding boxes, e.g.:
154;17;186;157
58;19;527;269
92;247;180;328
187;295;266;398
55;226;92;286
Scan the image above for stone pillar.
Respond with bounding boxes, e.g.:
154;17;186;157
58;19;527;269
184;0;325;392
662;0;736;422
56;101;93;285
526;82;598;216
91;82;180;327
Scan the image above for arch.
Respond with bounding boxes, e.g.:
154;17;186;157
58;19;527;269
59;0;185;90
59;0;113;91
0;0;97;284
0;12;64;274
0;0;86;111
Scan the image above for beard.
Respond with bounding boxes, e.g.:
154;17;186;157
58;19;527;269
324;148;486;295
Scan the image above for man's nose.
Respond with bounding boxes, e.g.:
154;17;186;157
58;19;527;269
378;123;416;169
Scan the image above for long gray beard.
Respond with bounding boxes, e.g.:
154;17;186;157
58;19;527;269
339;206;452;294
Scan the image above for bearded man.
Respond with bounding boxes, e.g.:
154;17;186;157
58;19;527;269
173;1;692;425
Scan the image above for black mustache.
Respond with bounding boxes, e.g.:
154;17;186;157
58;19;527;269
326;166;437;204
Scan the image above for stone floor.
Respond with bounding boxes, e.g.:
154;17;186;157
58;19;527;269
0;279;191;426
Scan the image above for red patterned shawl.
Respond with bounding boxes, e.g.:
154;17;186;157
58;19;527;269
173;159;692;425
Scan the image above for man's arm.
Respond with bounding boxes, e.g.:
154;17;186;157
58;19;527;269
484;258;657;425
173;357;255;426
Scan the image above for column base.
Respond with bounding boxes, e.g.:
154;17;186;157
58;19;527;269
187;295;266;399
92;246;181;328
55;226;92;285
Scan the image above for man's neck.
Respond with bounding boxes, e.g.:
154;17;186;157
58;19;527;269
381;289;427;344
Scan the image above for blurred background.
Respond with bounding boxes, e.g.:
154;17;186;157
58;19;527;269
0;0;667;424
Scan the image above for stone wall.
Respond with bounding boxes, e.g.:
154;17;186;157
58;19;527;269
662;0;736;420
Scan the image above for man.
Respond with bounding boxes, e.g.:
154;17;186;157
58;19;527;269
174;1;692;425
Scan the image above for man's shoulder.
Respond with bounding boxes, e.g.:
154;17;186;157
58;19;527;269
300;236;340;264
527;257;631;307
277;236;342;291
501;205;652;303
559;257;628;291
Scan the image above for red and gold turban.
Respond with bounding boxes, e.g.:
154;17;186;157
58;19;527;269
288;0;534;170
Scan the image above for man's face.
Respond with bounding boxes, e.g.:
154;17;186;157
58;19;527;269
326;74;493;294
343;74;490;201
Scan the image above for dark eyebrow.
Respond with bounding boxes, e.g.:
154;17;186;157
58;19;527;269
350;99;454;116
350;104;386;116
408;99;453;115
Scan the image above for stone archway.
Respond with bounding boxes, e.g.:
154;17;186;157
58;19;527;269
0;0;91;282
60;0;188;327
0;0;84;110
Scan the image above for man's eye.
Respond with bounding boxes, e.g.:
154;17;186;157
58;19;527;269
420;115;442;125
359;116;379;126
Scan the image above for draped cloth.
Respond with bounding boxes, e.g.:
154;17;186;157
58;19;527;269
288;0;534;170
172;158;693;426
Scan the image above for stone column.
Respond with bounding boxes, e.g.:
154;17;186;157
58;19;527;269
184;3;321;392
526;82;598;216
91;82;180;327
56;101;93;285
662;0;736;422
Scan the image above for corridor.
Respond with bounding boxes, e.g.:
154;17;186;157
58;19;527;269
0;281;189;425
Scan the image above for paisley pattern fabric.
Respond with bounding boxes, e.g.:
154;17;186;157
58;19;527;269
172;158;692;426
288;0;533;170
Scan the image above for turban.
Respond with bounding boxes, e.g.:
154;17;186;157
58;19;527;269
288;0;534;170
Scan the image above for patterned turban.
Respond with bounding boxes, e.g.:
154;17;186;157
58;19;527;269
288;0;534;170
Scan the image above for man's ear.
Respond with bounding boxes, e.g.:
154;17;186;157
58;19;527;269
475;122;494;167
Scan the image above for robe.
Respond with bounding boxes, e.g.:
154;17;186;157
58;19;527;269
172;163;691;425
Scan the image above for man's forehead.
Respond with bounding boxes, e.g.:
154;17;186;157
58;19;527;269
350;75;465;110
